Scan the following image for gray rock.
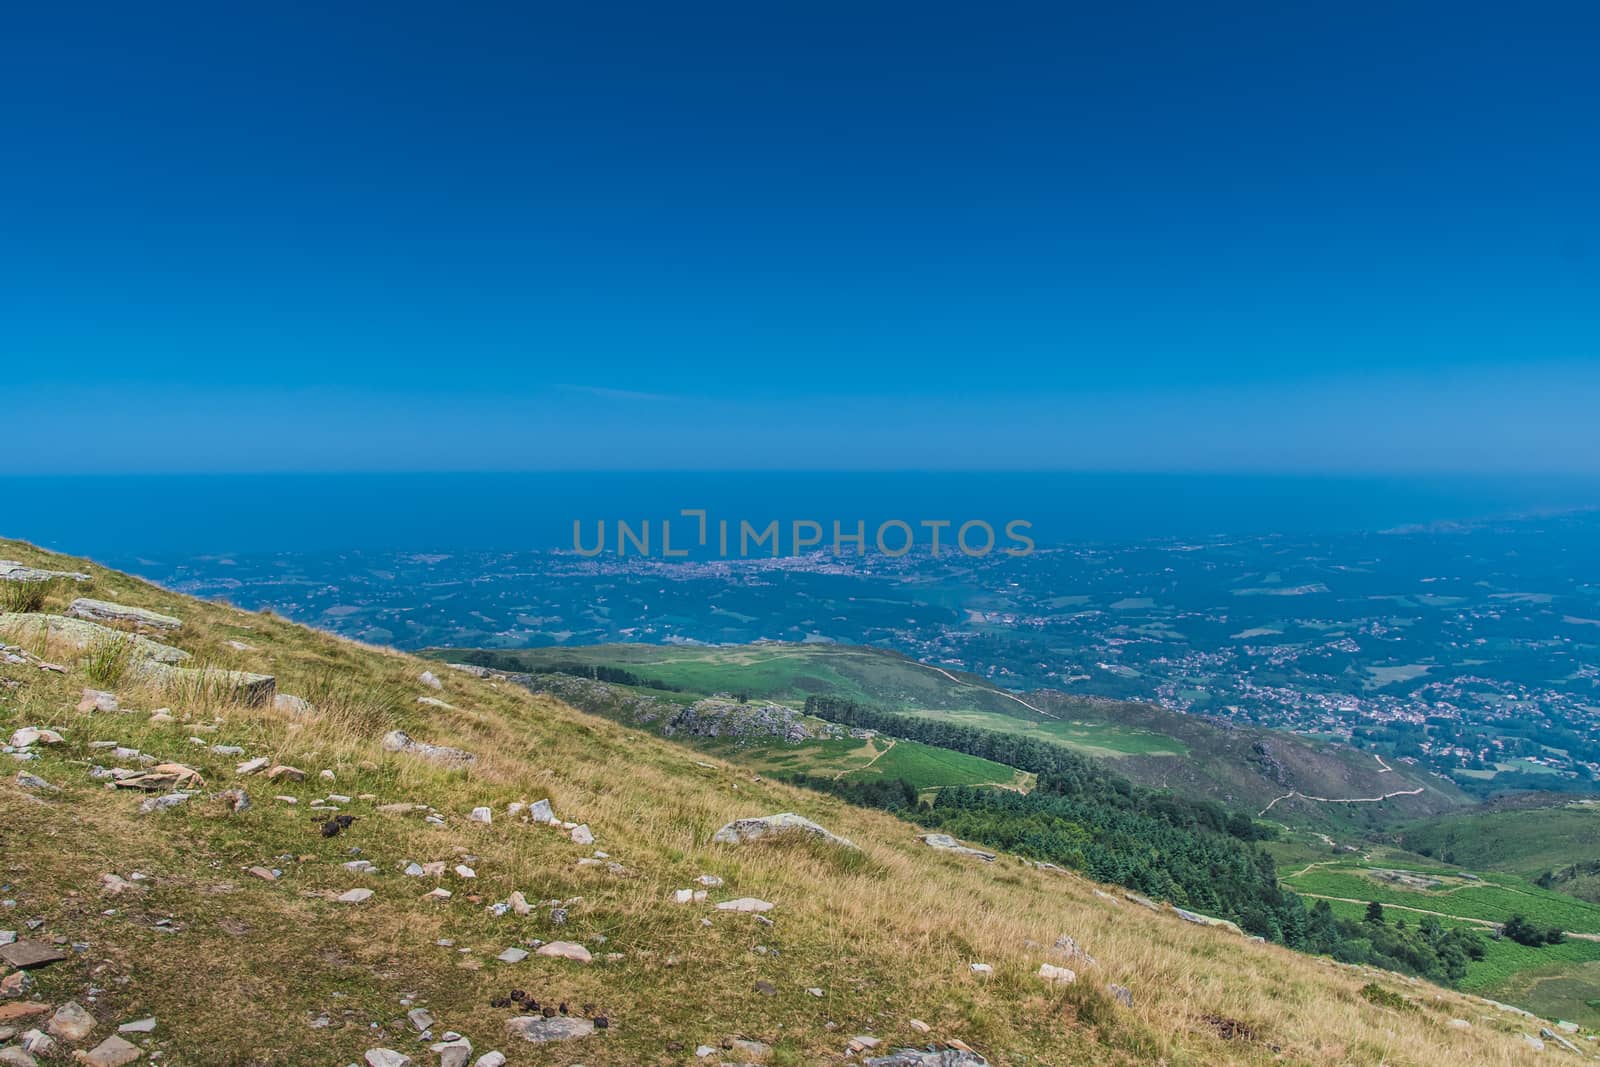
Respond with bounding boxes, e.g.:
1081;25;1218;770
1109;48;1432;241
1108;983;1134;1008
67;597;182;632
15;771;56;794
473;1054;507;1067
0;615;190;664
529;798;553;822
919;833;995;862
117;1017;157;1033
504;1015;594;1043
47;1000;96;1042
1171;907;1244;936
365;1051;412;1067
432;1039;472;1067
135;661;275;706
419;671;443;690
865;1050;989;1067
712;813;856;850
138;792;192;814
381;730;477;767
0;1045;40;1066
497;947;529;963
0;560;91;583
273;694;312;714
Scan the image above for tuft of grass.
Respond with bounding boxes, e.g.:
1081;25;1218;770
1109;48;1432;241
1;577;54;613
1360;982;1416;1011
297;665;401;741
83;631;134;687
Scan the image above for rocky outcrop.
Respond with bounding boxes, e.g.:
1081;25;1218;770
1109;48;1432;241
135;661;275;706
1172;907;1245;936
67;597;182;632
381;730;478;767
713;812;857;850
0;560;91;583
919;833;995;862
866;1050;988;1067
0;614;190;664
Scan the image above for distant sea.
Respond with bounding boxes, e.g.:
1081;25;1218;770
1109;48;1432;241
4;472;1600;559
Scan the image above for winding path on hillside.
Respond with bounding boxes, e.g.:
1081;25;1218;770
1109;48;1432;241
1259;786;1425;817
912;660;1060;719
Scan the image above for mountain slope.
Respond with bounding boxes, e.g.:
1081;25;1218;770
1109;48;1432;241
0;539;1563;1066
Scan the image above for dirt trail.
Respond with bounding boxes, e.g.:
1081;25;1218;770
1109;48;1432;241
1259;787;1425;817
913;661;1060;719
836;737;896;780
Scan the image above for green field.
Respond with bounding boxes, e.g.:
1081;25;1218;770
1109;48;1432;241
1317;898;1600;1024
690;734;1032;792
1283;862;1600;933
1401;801;1600;900
907;705;1186;757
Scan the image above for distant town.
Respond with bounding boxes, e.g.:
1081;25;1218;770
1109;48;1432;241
122;510;1600;797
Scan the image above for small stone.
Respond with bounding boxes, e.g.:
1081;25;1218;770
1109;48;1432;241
969;963;993;976
806;986;824;997
337;888;374;904
432;1039;472;1067
473;1055;505;1067
14;773;56;794
1;971;34;998
364;1051;411;1067
454;865;476;879
695;874;723;887
529;799;553;822
469;807;493;825
47;1000;96;1042
74;1035;142;1067
715;898;774;913
908;1019;930;1034
535;941;591;963
0;940;68;969
569;824;594;845
407;1008;434;1032
672;889;693;904
497;947;528;963
1108;983;1134;1008
1037;963;1076;984
504;1015;593;1043
419;671;443;690
0;1045;38;1066
265;765;305;782
236;757;269;775
117;1018;156;1034
273;694;311;714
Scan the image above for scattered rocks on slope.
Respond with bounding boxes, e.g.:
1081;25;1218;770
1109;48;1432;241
919;834;995;862
381;730;477;767
66;597;182;632
712;813;856;850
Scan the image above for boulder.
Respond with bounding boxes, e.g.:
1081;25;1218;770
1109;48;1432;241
505;1016;594;1043
919;833;995;862
865;1051;989;1067
47;1001;96;1042
0;560;91;583
67;598;181;632
73;1035;141;1067
419;671;443;690
712;813;856;850
0;616;189;665
135;661;274;706
1171;907;1244;936
535;941;592;963
381;730;477;767
715;898;775;913
1036;963;1076;984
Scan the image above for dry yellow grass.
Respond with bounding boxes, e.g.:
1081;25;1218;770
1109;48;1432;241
0;538;1567;1066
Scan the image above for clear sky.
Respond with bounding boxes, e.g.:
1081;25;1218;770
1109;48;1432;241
4;2;1597;473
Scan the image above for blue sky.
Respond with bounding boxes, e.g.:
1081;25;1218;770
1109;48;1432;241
4;2;1597;472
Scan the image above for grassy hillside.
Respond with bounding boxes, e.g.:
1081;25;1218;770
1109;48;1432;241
1400;799;1600;900
435;644;1468;832
0;539;1573;1066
